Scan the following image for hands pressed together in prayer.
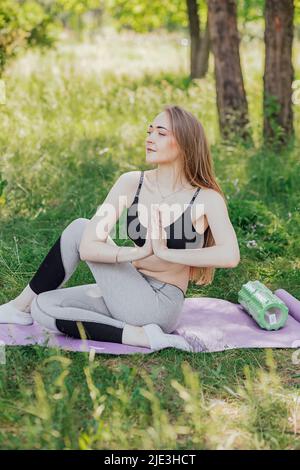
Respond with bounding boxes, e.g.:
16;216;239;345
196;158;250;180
140;205;168;259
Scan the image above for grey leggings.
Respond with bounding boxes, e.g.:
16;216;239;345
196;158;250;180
30;218;185;341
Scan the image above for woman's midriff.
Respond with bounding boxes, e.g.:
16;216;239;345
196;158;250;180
132;255;190;295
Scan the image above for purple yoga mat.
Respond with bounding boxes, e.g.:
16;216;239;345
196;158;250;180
275;289;300;323
1;294;300;354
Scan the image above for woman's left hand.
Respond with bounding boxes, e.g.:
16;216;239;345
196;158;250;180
151;205;168;257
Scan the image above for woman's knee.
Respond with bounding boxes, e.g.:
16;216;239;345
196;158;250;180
164;324;176;334
160;319;179;334
31;294;59;332
68;218;89;235
137;319;175;334
62;217;89;249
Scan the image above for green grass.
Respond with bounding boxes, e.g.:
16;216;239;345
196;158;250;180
0;28;299;449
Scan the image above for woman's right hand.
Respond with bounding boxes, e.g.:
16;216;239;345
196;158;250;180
138;219;154;259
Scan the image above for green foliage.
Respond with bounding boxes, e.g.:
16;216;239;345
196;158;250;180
263;94;288;145
105;0;188;33
0;350;299;449
0;173;7;207
0;0;104;76
294;0;300;26
236;350;291;448
0;0;57;76
229;199;290;258
237;0;264;23
0;174;7;194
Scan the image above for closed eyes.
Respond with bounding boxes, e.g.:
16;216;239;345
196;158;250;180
146;131;165;136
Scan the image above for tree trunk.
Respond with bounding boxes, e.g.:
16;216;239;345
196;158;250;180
207;0;251;142
187;0;210;79
198;14;210;77
263;0;294;144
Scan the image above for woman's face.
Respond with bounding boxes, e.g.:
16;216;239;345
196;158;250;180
145;112;181;165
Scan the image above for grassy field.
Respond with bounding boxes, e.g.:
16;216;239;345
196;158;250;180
0;28;299;449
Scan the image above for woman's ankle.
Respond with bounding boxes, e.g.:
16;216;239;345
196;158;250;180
11;285;37;313
10;299;33;313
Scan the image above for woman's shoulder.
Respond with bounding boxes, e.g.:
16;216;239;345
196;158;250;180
190;186;224;218
119;170;142;185
120;169;156;187
196;186;223;200
116;171;145;201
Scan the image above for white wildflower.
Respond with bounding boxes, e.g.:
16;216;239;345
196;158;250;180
98;147;109;155
181;38;189;46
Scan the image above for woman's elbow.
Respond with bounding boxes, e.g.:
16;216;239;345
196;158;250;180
79;243;88;261
230;258;240;268
79;251;87;261
229;253;240;268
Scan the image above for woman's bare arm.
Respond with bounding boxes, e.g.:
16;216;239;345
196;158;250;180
79;172;150;263
157;189;240;268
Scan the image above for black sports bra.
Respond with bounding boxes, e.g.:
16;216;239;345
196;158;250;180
127;171;205;250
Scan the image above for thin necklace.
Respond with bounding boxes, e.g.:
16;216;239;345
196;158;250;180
155;170;191;200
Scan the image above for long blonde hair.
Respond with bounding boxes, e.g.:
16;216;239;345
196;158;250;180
163;104;227;286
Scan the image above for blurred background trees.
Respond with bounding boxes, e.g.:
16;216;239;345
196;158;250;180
0;0;299;145
0;0;103;77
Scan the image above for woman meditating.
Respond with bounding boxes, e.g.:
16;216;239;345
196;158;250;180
0;105;240;352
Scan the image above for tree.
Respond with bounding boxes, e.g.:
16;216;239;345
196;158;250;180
0;0;56;77
263;0;294;144
186;0;210;79
207;0;251;142
0;0;102;77
106;0;211;79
